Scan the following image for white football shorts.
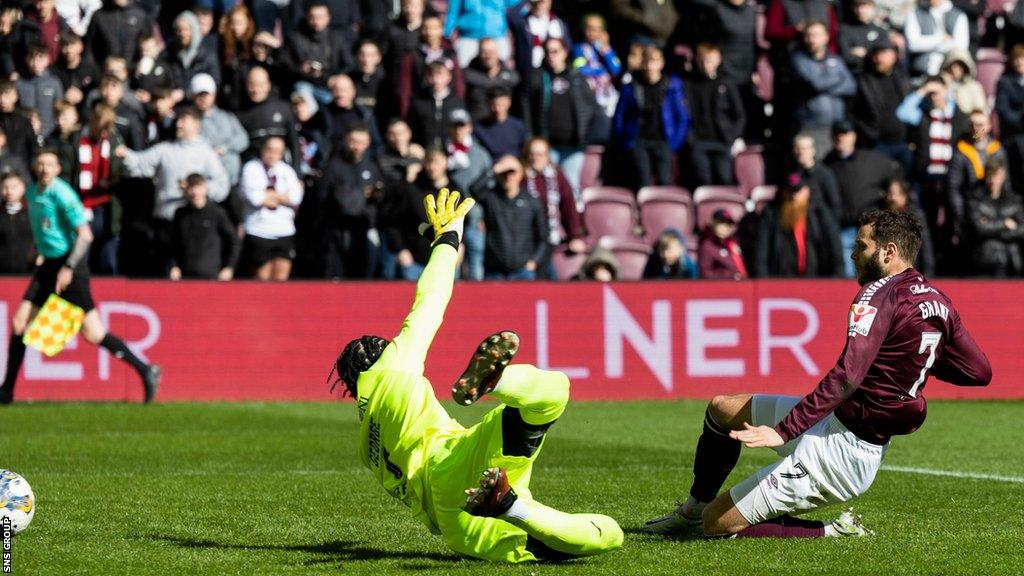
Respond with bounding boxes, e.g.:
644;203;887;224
730;394;889;525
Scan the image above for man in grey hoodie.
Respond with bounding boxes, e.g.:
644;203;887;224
119;106;229;220
192;73;249;186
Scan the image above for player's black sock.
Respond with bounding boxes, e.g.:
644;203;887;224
689;408;741;503
100;334;150;375
1;335;27;397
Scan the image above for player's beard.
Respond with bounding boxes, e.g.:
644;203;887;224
856;249;886;286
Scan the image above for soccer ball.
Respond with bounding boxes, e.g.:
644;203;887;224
0;470;35;534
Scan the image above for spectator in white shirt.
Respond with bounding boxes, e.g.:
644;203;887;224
904;0;969;78
240;136;304;281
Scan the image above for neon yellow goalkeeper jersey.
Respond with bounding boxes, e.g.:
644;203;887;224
355;244;463;532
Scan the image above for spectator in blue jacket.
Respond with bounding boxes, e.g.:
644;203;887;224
612;45;689;189
790;20;856;158
572;14;622;118
444;0;518;67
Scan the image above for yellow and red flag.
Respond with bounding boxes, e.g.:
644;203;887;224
22;294;85;357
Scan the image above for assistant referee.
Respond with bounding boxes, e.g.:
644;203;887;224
0;150;160;405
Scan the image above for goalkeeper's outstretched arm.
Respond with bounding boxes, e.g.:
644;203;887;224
376;189;474;373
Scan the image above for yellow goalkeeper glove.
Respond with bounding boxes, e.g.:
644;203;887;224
421;187;476;245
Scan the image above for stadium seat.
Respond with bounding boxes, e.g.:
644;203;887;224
579;146;605;193
693;186;748;231
550;246;587;280
733;145;765;197
749;185;777;213
581;186;639;241
637;186;693;240
596;236;651;280
976;48;1005;100
755;5;770;51
755;54;774;103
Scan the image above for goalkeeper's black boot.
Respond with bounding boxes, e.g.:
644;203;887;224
464;467;517;517
142;365;161;404
452;331;519;406
0;381;13;405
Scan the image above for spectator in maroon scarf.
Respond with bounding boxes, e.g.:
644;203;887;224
522;136;585;278
699;208;748;279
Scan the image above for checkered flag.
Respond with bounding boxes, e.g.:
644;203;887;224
22;294;85;357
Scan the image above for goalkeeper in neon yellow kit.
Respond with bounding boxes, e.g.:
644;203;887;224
332;189;623;563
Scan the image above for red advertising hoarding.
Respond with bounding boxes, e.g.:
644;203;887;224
0;278;1020;402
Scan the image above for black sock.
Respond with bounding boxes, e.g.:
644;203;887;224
2;335;27;391
100;334;150;375
689;408;742;503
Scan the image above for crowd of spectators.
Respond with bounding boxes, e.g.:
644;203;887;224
1;0;1024;281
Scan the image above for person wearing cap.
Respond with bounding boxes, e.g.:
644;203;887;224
699;209;748;280
477;155;548;280
790;20;856;156
446;108;492;194
851;38;911;171
824;119;902;276
754;172;843;278
192;73;249;187
839;0;888;74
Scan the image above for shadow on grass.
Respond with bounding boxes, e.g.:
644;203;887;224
151;534;462;567
621;526;704;543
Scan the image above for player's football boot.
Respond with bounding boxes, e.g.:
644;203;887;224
142;365;162;404
641;502;703;535
0;382;13;405
829;507;874;537
452;331;520;406
464;467;518;518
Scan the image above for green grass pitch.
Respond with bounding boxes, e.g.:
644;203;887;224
3;400;1022;575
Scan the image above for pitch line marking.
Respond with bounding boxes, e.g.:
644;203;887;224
882;465;1024;484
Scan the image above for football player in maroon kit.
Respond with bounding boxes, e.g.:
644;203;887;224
645;209;992;538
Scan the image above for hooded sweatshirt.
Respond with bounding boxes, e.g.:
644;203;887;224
942;47;988;114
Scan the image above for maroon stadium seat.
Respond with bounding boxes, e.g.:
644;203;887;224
749;185;777;214
755;5;770;51
755;54;774;103
597;236;651;280
579;146;605;192
637;186;693;240
976;48;1005;100
550;246;587;280
733;145;765;197
693;186;748;231
581;186;638;241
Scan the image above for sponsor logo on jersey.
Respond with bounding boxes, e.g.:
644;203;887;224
367;418;381;467
849;304;878;336
909;283;938;295
767;474;779;490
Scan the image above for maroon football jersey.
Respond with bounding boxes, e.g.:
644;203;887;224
774;268;992;445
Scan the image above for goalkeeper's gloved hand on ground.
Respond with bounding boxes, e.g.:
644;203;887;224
420;187;475;248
